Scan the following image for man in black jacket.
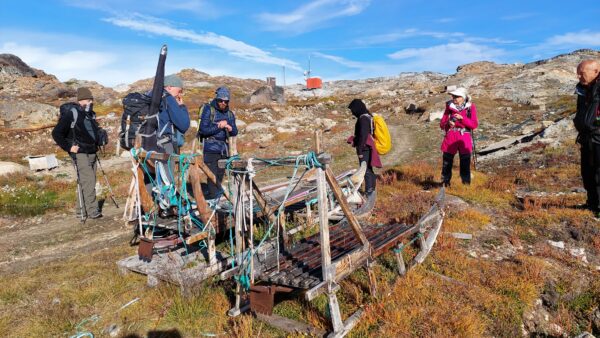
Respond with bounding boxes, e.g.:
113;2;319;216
52;87;102;219
573;60;600;214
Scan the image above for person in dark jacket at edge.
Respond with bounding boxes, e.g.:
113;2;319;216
154;74;190;155
198;86;238;201
347;98;381;197
573;59;600;215
52;87;102;219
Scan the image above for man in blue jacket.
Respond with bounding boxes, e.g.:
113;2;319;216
198;86;238;200
154;74;190;154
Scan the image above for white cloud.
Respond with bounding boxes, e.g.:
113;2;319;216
546;30;600;47
104;14;303;71
0;42;117;77
312;52;366;69
388;42;504;73
65;0;223;19
257;0;370;34
356;29;465;45
355;29;516;46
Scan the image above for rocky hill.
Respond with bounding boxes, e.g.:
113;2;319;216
0;48;598;169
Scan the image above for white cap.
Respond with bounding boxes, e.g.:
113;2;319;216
448;87;468;99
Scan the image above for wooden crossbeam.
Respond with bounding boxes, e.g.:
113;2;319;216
324;167;370;248
184;231;209;245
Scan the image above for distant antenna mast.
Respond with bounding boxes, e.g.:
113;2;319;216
307;55;312;78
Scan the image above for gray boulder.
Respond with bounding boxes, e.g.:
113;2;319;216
0;54;36;77
0;161;28;176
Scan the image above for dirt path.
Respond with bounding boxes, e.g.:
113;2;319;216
0;201;131;275
380;124;414;168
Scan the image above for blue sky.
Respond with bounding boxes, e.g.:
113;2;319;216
1;0;599;87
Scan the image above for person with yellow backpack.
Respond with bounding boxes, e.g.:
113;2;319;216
347;98;390;197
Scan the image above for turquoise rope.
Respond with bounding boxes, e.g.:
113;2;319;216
393;232;424;254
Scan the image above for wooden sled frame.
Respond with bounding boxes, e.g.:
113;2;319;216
222;132;446;337
117;132;446;338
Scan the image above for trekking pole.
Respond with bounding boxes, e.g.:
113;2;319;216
71;155;88;223
96;155;120;208
471;130;478;171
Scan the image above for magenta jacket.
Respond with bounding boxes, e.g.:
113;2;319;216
440;101;479;155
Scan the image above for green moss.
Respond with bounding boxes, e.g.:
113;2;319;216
273;299;305;321
568;292;595;313
0;185;59;216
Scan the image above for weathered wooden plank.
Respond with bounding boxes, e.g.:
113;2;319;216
331;247;370;281
188;163;212;223
185;231;209;245
317;166;331;282
136;166;154;213
328;308;364;338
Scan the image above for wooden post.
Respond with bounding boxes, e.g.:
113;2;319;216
327;292;344;333
395;244;407;276
229;136;238;156
315;130;323;153
229;174;245;317
123;176;136;221
136;166;154;214
366;259;378;297
316;154;346;335
317;166;331;281
208;225;216;266
189;162;212;223
305;202;312;228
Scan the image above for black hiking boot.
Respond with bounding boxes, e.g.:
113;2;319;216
89;211;103;219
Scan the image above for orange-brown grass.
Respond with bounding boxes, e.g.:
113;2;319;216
444;208;491;233
449;172;515;208
521;193;584;211
483;174;515;192
0;243;240;337
353;268;487;337
372;188;434;225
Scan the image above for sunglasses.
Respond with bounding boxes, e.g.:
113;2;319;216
451;95;461;99
217;99;229;104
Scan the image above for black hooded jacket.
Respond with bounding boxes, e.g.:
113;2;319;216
574;79;600;142
348;99;372;154
52;102;100;154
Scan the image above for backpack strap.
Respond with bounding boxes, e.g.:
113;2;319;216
70;107;78;130
69;107;78;144
360;114;374;135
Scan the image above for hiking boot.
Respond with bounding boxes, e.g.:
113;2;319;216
89;211;103;219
